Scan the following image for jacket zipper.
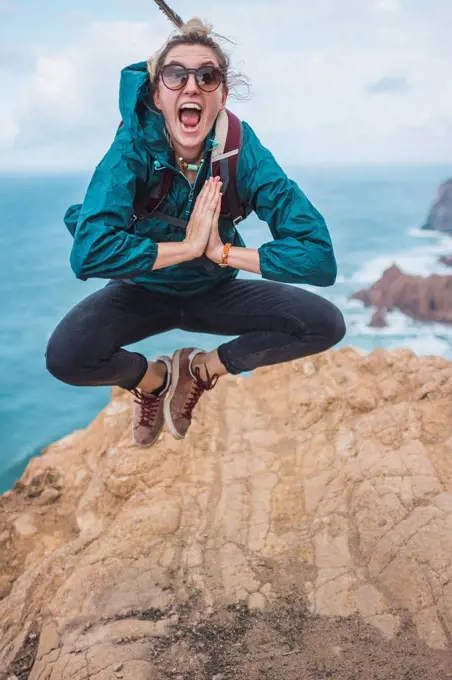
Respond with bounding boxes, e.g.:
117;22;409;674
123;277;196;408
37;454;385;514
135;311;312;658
154;138;212;220
179;161;208;221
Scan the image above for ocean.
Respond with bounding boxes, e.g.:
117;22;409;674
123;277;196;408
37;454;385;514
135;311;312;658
1;165;452;493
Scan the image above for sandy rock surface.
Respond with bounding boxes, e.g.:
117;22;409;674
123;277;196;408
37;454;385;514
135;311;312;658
1;348;452;679
351;264;452;326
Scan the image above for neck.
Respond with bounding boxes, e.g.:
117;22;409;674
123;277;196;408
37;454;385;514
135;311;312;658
170;135;204;164
175;146;203;165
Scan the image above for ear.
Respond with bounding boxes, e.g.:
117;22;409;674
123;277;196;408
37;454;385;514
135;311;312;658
153;86;162;111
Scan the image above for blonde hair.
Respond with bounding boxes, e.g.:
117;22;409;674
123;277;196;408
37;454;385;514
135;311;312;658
147;17;250;100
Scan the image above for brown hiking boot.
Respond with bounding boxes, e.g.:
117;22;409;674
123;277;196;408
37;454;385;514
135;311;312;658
131;356;172;447
164;348;219;439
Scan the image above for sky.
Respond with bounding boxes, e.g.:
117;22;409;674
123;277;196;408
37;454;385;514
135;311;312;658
0;0;451;170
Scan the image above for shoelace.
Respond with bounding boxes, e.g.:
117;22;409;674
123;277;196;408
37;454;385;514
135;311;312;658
131;388;162;428
182;365;219;420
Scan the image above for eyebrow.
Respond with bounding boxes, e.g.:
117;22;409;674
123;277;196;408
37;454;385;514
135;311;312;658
165;59;218;67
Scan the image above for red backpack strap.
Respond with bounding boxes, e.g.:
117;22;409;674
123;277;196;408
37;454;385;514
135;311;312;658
132;167;175;220
116;119;175;222
211;110;244;226
144;168;174;215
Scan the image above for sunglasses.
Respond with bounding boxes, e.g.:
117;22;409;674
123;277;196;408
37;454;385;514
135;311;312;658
159;63;224;92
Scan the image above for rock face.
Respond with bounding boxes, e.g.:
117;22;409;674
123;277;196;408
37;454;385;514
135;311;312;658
1;349;452;679
351;264;452;326
369;307;388;328
423;178;452;233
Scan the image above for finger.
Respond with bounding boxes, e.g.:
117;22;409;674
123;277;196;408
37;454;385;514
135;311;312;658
193;178;210;209
207;181;222;210
191;189;207;224
195;177;215;212
213;193;222;221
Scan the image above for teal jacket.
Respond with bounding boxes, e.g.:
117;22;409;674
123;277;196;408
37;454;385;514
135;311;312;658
66;62;337;296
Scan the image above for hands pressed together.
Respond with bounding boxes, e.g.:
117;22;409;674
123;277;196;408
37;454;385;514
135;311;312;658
184;176;224;263
153;175;260;274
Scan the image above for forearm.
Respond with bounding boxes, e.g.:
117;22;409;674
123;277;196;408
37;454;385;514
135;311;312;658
228;246;261;275
210;245;262;275
152;240;197;271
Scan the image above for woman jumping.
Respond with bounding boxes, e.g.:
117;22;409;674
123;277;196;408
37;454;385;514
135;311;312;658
46;10;346;447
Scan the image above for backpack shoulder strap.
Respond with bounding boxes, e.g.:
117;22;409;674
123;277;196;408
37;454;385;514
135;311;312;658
115;120;176;224
145;168;174;215
133;166;174;220
211;109;245;226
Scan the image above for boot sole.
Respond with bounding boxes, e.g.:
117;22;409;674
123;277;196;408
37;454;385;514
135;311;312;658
164;349;185;440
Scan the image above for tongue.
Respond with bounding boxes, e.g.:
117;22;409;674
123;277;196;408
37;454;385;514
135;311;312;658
180;110;200;127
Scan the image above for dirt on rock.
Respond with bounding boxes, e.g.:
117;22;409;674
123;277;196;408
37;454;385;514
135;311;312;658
153;601;452;680
5;597;452;680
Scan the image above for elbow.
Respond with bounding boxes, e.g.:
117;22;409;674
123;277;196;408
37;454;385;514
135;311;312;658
70;230;111;280
312;244;337;287
318;258;337;287
70;246;90;281
292;249;337;287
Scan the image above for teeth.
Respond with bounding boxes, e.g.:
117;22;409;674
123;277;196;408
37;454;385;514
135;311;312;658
179;103;202;112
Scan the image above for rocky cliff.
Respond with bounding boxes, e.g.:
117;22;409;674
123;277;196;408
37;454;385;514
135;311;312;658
351;264;452;327
423;178;452;233
1;349;452;679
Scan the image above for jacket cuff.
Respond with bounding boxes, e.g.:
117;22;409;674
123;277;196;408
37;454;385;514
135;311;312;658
258;243;290;282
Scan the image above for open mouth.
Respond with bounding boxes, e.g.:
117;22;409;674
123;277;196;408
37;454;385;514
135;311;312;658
178;103;203;133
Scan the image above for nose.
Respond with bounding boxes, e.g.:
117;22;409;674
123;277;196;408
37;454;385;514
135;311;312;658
183;71;201;94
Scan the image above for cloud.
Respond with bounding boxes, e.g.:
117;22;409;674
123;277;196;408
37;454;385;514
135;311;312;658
366;76;409;94
7;21;164;152
0;0;451;169
375;0;399;11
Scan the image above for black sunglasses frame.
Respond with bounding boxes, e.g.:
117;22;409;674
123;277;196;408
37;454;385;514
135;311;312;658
159;63;225;92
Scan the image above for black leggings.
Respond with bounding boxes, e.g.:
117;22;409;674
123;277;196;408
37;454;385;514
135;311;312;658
46;279;346;390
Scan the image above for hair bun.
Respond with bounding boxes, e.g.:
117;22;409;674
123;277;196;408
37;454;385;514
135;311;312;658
180;17;213;36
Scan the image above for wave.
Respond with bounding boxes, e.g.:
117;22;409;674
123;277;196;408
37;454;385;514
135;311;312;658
388;334;451;357
348;309;416;336
342;236;452;285
345;305;452;356
407;227;452;242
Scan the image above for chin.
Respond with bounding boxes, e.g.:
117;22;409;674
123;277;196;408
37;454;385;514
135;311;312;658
170;114;217;153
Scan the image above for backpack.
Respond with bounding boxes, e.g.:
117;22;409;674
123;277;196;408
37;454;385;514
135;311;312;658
131;108;245;230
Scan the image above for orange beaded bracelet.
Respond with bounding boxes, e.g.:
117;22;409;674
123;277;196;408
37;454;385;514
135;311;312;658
219;242;232;267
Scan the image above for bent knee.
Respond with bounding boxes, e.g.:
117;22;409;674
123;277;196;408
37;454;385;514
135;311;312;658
45;332;84;385
330;306;347;346
309;301;346;351
46;343;72;384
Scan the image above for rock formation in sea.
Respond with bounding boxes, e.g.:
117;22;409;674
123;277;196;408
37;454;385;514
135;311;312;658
1;349;452;679
351;264;452;327
440;254;452;267
422;178;452;233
